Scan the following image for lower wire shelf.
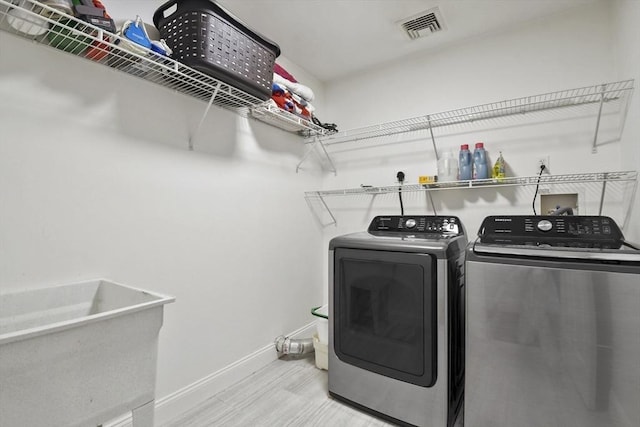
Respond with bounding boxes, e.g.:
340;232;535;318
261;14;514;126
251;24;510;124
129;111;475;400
305;171;638;226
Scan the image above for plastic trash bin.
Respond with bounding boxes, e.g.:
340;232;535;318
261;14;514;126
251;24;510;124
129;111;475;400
311;305;328;370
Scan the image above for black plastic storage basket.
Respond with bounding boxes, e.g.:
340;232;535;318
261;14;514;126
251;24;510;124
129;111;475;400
153;0;280;101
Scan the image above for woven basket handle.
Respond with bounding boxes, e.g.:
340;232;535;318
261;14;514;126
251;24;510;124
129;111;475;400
152;0;179;28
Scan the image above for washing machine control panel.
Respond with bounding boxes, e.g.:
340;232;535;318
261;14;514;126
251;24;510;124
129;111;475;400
368;215;464;236
479;215;624;248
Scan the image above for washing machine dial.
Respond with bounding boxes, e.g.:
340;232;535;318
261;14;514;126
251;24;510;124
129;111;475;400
537;220;553;232
405;218;417;229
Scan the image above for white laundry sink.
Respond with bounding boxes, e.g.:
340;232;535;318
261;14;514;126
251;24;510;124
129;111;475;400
0;279;175;427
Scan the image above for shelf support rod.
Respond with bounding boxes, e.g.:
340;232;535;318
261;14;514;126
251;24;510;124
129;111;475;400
621;177;637;232
598;172;608;215
305;192;337;227
591;84;607;154
427;115;440;160
297;136;337;175
617;86;633;142
318;135;337;175
427;191;438;216
189;84;221;151
296;143;315;173
318;194;337;226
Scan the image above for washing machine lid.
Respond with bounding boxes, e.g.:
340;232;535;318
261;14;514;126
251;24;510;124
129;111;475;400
472;241;640;262
329;231;457;254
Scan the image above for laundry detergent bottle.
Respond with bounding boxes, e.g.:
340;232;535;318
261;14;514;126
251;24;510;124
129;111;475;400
458;144;472;181
473;142;488;180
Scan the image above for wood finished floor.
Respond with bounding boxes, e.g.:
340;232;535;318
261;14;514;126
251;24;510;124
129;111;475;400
162;354;397;427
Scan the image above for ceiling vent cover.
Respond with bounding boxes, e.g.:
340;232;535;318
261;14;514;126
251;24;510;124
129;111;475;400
399;7;445;40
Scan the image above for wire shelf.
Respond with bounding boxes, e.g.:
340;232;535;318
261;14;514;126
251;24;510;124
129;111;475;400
306;171;638;198
305;171;638;226
0;0;325;135
251;103;328;135
319;80;635;146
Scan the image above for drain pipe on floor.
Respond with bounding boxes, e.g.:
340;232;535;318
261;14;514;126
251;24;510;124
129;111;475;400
274;335;314;356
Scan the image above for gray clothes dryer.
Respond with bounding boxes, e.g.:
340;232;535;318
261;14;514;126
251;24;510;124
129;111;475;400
329;215;467;427
465;215;640;427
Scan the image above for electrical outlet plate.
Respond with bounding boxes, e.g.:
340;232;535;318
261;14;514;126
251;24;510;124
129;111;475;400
537;156;550;173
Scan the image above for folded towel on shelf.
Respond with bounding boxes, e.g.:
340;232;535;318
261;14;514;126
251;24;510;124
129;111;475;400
268;66;338;133
291;92;315;113
272;83;311;119
273;73;315;102
273;63;298;83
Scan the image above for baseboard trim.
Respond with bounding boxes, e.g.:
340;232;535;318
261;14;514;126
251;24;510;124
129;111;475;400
106;321;317;427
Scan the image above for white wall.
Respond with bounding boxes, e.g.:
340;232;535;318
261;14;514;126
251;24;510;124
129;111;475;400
0;28;324;419
613;0;640;243
319;1;634;246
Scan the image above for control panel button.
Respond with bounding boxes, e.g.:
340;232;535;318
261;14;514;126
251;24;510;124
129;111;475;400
405;218;416;229
537;220;553;232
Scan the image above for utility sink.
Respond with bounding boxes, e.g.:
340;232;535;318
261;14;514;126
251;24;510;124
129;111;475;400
0;279;175;427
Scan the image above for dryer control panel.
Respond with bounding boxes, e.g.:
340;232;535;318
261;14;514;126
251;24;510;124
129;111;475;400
368;215;464;236
478;215;624;248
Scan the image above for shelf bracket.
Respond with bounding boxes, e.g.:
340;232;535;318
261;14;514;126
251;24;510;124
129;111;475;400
427;115;440;160
598;172;608;215
318;194;337;226
189;84;221;151
591;84;607;154
305;192;337;227
297;135;337;175
427;191;438;216
617;84;633;143
622;178;638;232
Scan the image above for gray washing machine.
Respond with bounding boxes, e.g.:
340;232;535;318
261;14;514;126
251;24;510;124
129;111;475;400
328;215;467;427
466;215;640;427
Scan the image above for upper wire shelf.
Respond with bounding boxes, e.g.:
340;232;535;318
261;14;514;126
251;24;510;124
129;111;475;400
0;0;327;136
318;80;635;146
251;103;329;136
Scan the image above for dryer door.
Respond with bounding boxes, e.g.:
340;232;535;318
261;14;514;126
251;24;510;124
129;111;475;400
333;248;437;387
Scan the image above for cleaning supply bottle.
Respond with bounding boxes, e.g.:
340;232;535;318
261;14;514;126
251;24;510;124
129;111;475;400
492;151;506;180
438;150;459;182
473;142;488;180
458;144;472;181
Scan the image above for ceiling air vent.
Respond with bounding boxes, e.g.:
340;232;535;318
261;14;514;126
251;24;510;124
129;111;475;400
399;7;445;40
